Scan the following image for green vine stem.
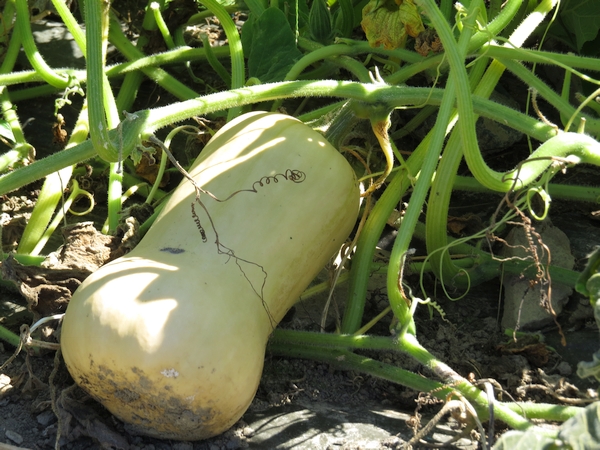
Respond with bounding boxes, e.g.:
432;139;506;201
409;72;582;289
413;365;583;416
0;9;34;172
424;0;563;285
0;45;231;93
398;332;553;433
377;3;478;336
500;58;600;136
84;1;125;232
454;175;600;203
15;162;72;252
383;0;522;87
0;1;16;49
150;2;175;49
31;180;94;255
268;331;579;431
50;0;86;52
14;0;71;88
86;0;122;163
198;0;245;121
0;80;581;196
16;103;90;255
200;34;232;88
0;324;20;348
340;0;525;331
107;14;200;101
341;144;421;333
146;125;197;204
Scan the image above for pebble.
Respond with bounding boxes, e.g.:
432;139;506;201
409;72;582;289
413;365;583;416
225;437;243;449
37;410;57;426
5;429;24;444
557;361;573;376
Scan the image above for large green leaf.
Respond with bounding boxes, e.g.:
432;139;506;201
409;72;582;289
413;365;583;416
241;7;303;83
493;402;600;450
551;0;600;53
558;402;600;449
492;429;557;450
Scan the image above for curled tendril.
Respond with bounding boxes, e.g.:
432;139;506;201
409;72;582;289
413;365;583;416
190;202;208;243
526;186;550;221
247;169;306;192
197;169;307;203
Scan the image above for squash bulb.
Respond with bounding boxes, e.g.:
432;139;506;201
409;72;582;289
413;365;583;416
60;112;359;440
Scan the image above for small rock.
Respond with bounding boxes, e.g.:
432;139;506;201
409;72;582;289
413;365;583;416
172;443;193;450
37;410;57;426
5;429;24;444
501;219;575;330
226;437;243;449
557;361;572;376
242;426;254;437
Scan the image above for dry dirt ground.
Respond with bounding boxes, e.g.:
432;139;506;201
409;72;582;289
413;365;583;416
2;13;600;448
1;201;600;449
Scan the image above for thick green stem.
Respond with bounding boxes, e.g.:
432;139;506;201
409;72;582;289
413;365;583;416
340;161;414;333
108;14;200;101
50;0;86;54
501;58;600;135
0;46;231;89
453;175;600;203
17;104;90;255
381;0;476;335
398;333;545;432
268;331;579;429
86;0;122;163
198;0;245;120
0;80;563;196
0;9;34;172
0;324;20;348
425;0;561;284
15;0;70;88
151;2;175;49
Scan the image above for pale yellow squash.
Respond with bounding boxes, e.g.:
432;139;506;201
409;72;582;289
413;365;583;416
60;111;359;440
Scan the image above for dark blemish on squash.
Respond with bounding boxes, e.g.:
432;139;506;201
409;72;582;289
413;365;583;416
160;247;185;254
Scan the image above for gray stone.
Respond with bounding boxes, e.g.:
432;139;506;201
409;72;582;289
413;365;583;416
36;410;56;427
5;429;24;444
501;219;575;330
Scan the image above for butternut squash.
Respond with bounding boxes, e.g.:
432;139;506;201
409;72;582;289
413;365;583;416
60;111;359;440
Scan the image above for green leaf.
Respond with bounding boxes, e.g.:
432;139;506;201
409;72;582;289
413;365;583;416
558;402;600;449
576;248;600;382
309;0;333;44
241;7;303;83
494;403;600;449
492;429;558;450
557;0;600;52
0;120;15;144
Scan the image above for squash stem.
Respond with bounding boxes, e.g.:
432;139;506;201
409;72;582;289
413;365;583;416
0;324;20;348
1;80;598;197
268;331;580;430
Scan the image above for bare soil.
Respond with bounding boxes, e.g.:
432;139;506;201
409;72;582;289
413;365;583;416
1;190;600;449
2;11;600;448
